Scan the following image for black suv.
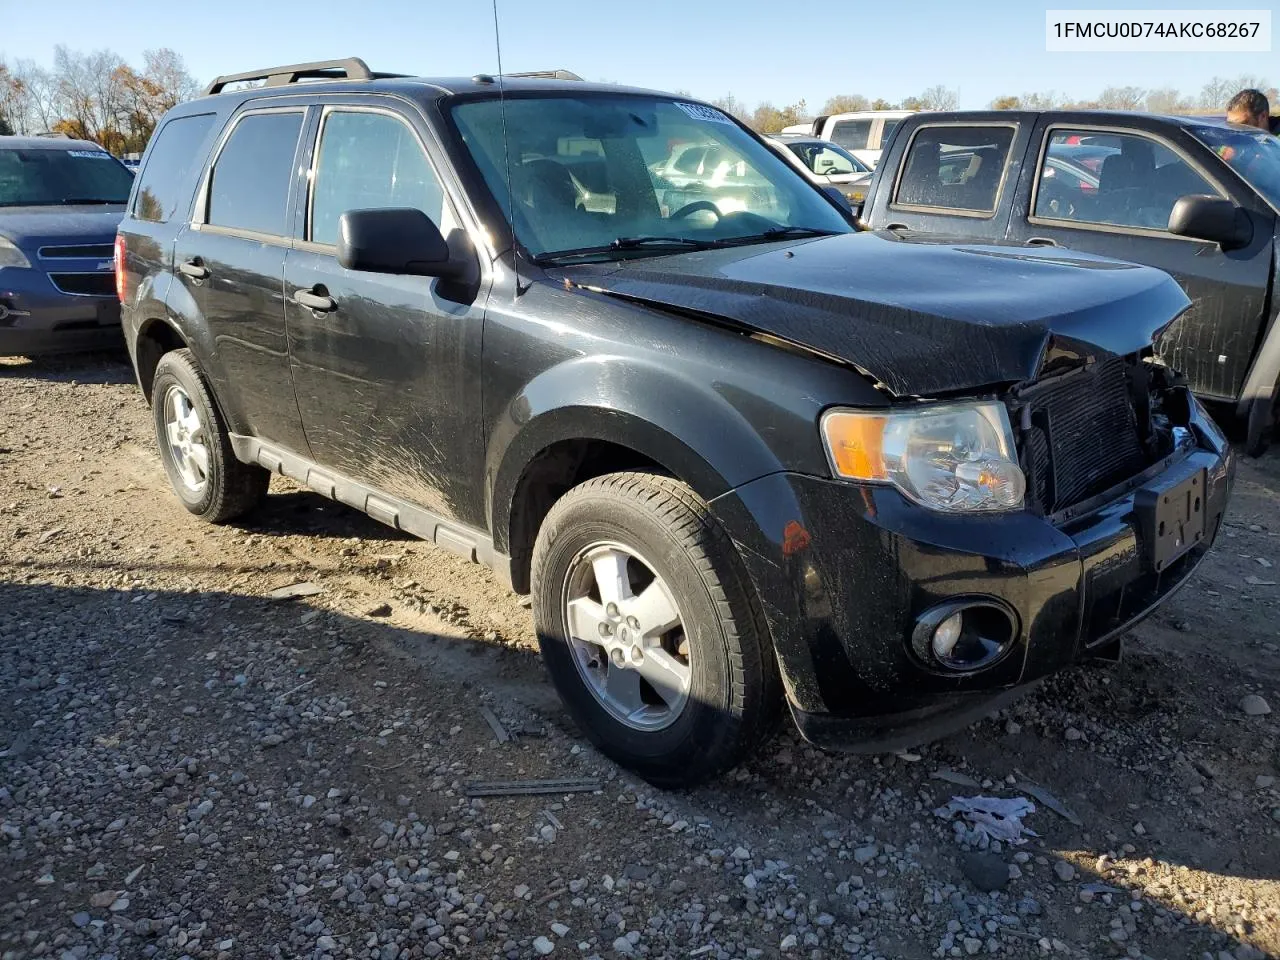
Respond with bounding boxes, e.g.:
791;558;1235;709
117;59;1233;785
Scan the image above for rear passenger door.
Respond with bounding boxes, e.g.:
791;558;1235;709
284;100;487;528
173;106;310;454
863;121;1026;241
1005;122;1274;401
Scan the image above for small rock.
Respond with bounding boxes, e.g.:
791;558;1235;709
1240;695;1271;716
89;890;120;908
1257;775;1275;788
1053;861;1076;882
612;936;635;956
1065;727;1084;742
317;936;337;952
366;603;393;618
731;846;751;861
959;852;1009;892
71;912;91;928
780;934;799;950
532;936;555;955
550;923;569;937
854;844;879;865
963;937;983;956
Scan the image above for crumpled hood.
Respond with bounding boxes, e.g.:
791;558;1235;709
552;231;1191;396
0;205;125;250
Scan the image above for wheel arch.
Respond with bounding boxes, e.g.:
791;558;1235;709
133;316;191;403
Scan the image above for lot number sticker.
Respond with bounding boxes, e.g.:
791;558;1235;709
675;103;734;125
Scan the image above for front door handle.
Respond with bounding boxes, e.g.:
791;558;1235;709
178;259;208;280
1025;236;1060;247
293;288;337;312
885;222;910;232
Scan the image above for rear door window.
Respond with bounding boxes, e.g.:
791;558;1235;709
133;113;217;222
1033;129;1220;231
830;119;872;151
893;125;1016;215
308;110;446;247
206;110;305;237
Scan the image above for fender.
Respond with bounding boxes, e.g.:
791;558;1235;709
152;270;252;434
488;354;798;557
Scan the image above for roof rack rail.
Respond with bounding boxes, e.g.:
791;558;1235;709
203;57;396;96
504;69;583;81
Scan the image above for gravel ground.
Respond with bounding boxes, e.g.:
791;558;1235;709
1;351;1278;960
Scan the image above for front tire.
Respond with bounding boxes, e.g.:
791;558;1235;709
531;472;780;787
151;348;268;523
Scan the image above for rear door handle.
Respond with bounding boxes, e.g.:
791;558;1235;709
293;288;337;312
1025;236;1059;247
178;259;208;280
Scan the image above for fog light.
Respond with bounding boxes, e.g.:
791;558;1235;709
911;601;1018;674
932;612;964;660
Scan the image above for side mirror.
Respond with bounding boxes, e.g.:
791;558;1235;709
1167;195;1253;250
822;185;856;222
337;207;467;279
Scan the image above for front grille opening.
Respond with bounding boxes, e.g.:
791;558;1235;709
1009;354;1181;515
48;273;116;297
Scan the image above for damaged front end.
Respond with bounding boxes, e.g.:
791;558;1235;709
1005;349;1201;523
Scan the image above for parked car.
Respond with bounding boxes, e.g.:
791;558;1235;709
0;136;134;356
782;110;914;167
765;135;873;205
856;111;1280;453
117;59;1232;785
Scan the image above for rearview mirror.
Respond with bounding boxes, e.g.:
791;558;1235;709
337;207;467;279
1167;195;1252;250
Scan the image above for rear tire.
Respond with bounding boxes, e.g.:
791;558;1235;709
531;472;780;787
151;348;268;523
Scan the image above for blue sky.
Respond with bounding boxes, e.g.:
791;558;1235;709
3;0;1277;109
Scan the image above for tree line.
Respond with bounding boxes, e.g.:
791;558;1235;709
0;47;199;155
711;73;1277;133
3;50;1274;148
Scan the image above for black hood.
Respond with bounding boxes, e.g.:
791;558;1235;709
551;231;1191;396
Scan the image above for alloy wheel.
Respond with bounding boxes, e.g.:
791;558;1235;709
561;541;691;731
162;384;210;494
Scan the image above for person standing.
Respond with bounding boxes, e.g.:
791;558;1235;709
1226;89;1274;132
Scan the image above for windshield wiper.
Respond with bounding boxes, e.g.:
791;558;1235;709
536;235;731;264
611;235;733;251
59;198;125;205
722;226;841;245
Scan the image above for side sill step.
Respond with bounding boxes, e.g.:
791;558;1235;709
229;434;513;588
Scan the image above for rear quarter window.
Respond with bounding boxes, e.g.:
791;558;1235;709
893;125;1016;215
132;113;218;223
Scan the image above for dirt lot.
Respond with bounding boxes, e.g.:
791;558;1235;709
2;351;1278;960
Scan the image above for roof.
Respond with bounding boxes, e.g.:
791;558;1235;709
0;135;107;151
192;57;675;105
905;109;1265;131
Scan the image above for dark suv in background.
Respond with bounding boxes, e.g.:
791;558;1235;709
0;135;134;355
116;59;1232;785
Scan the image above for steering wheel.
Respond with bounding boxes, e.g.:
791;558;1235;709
669;201;722;220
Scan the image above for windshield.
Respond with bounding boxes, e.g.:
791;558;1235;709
0;147;134;207
1189;123;1280;212
451;95;850;260
785;141;869;176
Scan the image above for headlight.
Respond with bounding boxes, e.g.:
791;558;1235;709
0;236;31;269
820;401;1026;512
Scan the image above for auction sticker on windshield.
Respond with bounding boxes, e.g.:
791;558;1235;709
66;151;114;159
675;103;734;125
